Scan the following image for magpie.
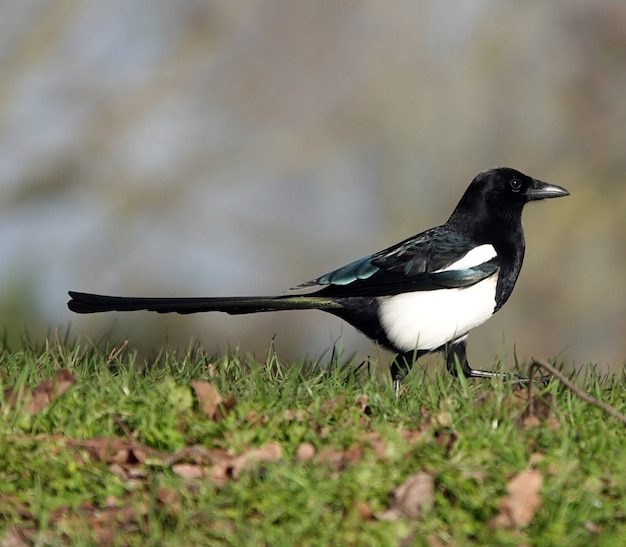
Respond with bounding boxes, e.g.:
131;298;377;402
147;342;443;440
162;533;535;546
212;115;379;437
68;167;568;391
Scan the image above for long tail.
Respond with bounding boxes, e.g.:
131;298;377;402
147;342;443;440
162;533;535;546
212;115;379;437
67;291;342;315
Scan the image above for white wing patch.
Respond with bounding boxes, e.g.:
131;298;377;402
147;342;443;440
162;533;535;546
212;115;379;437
436;244;497;272
378;244;499;352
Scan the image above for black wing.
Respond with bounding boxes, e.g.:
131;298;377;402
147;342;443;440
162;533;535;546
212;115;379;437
292;227;499;297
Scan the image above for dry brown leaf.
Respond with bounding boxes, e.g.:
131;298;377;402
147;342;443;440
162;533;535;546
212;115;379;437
70;437;157;465
377;472;434;520
316;445;363;470
316;425;332;438
521;393;558;429
529;453;545;466
191;381;236;420
172;463;206;479
30;370;76;413
316;447;345;467
245;410;269;425
426;534;447;547
316;392;346;414
282;408;308;422
126;467;149;480
156;487;181;514
0;526;30;547
77;502;148;542
209;443;283;486
344;445;364;464
521;413;541;428
230;442;283;478
211;460;232;487
107;463;129;482
401;429;425;445
3;370;76;414
491;469;543;528
295;442;316;461
166;445;230;466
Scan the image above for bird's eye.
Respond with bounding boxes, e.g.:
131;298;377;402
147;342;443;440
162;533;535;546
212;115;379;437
510;179;522;192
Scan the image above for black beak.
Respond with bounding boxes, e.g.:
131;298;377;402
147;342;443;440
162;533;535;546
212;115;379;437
527;179;570;201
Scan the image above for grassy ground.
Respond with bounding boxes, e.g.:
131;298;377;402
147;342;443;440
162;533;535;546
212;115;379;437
1;337;625;546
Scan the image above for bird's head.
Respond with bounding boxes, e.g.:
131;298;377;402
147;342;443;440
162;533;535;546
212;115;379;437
447;167;569;236
474;167;569;207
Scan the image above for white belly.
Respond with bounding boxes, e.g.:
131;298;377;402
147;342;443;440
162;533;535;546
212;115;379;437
378;274;498;352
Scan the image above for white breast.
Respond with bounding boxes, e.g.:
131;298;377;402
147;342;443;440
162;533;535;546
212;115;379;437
378;244;499;352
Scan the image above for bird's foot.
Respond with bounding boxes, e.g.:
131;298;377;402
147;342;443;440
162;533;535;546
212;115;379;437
465;368;552;387
393;377;402;399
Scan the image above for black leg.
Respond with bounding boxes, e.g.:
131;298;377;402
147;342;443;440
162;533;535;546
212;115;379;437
391;339;538;397
390;349;428;396
445;338;473;377
445;338;526;380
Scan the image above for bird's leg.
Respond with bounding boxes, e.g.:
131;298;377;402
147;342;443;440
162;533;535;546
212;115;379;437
445;338;533;382
444;338;496;378
390;349;428;397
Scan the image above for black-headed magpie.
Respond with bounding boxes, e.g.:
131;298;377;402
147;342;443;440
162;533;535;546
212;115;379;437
68;168;568;390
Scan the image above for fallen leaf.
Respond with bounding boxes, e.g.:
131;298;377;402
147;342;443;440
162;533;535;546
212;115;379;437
345;445;364;464
529;453;545;466
230;442;283;478
377;472;434;520
191;381;236;420
316;447;345;467
108;463;129;481
166;445;230;466
426;534;446;547
245;410;269;425
70;437;156;465
521;413;541;428
0;526;30;547
74;502;148;543
282;408;307;422
172;463;206;479
211;460;232;487
3;370;76;414
521;393;558;429
316;393;346;414
316;445;363;470
29;370;77;413
401;429;425;445
491;469;543;528
295;442;316;461
156;487;181;514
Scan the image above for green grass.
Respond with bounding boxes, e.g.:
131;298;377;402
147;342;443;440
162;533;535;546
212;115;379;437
1;337;625;545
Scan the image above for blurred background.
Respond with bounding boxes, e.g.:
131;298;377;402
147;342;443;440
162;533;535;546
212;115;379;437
1;1;625;373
